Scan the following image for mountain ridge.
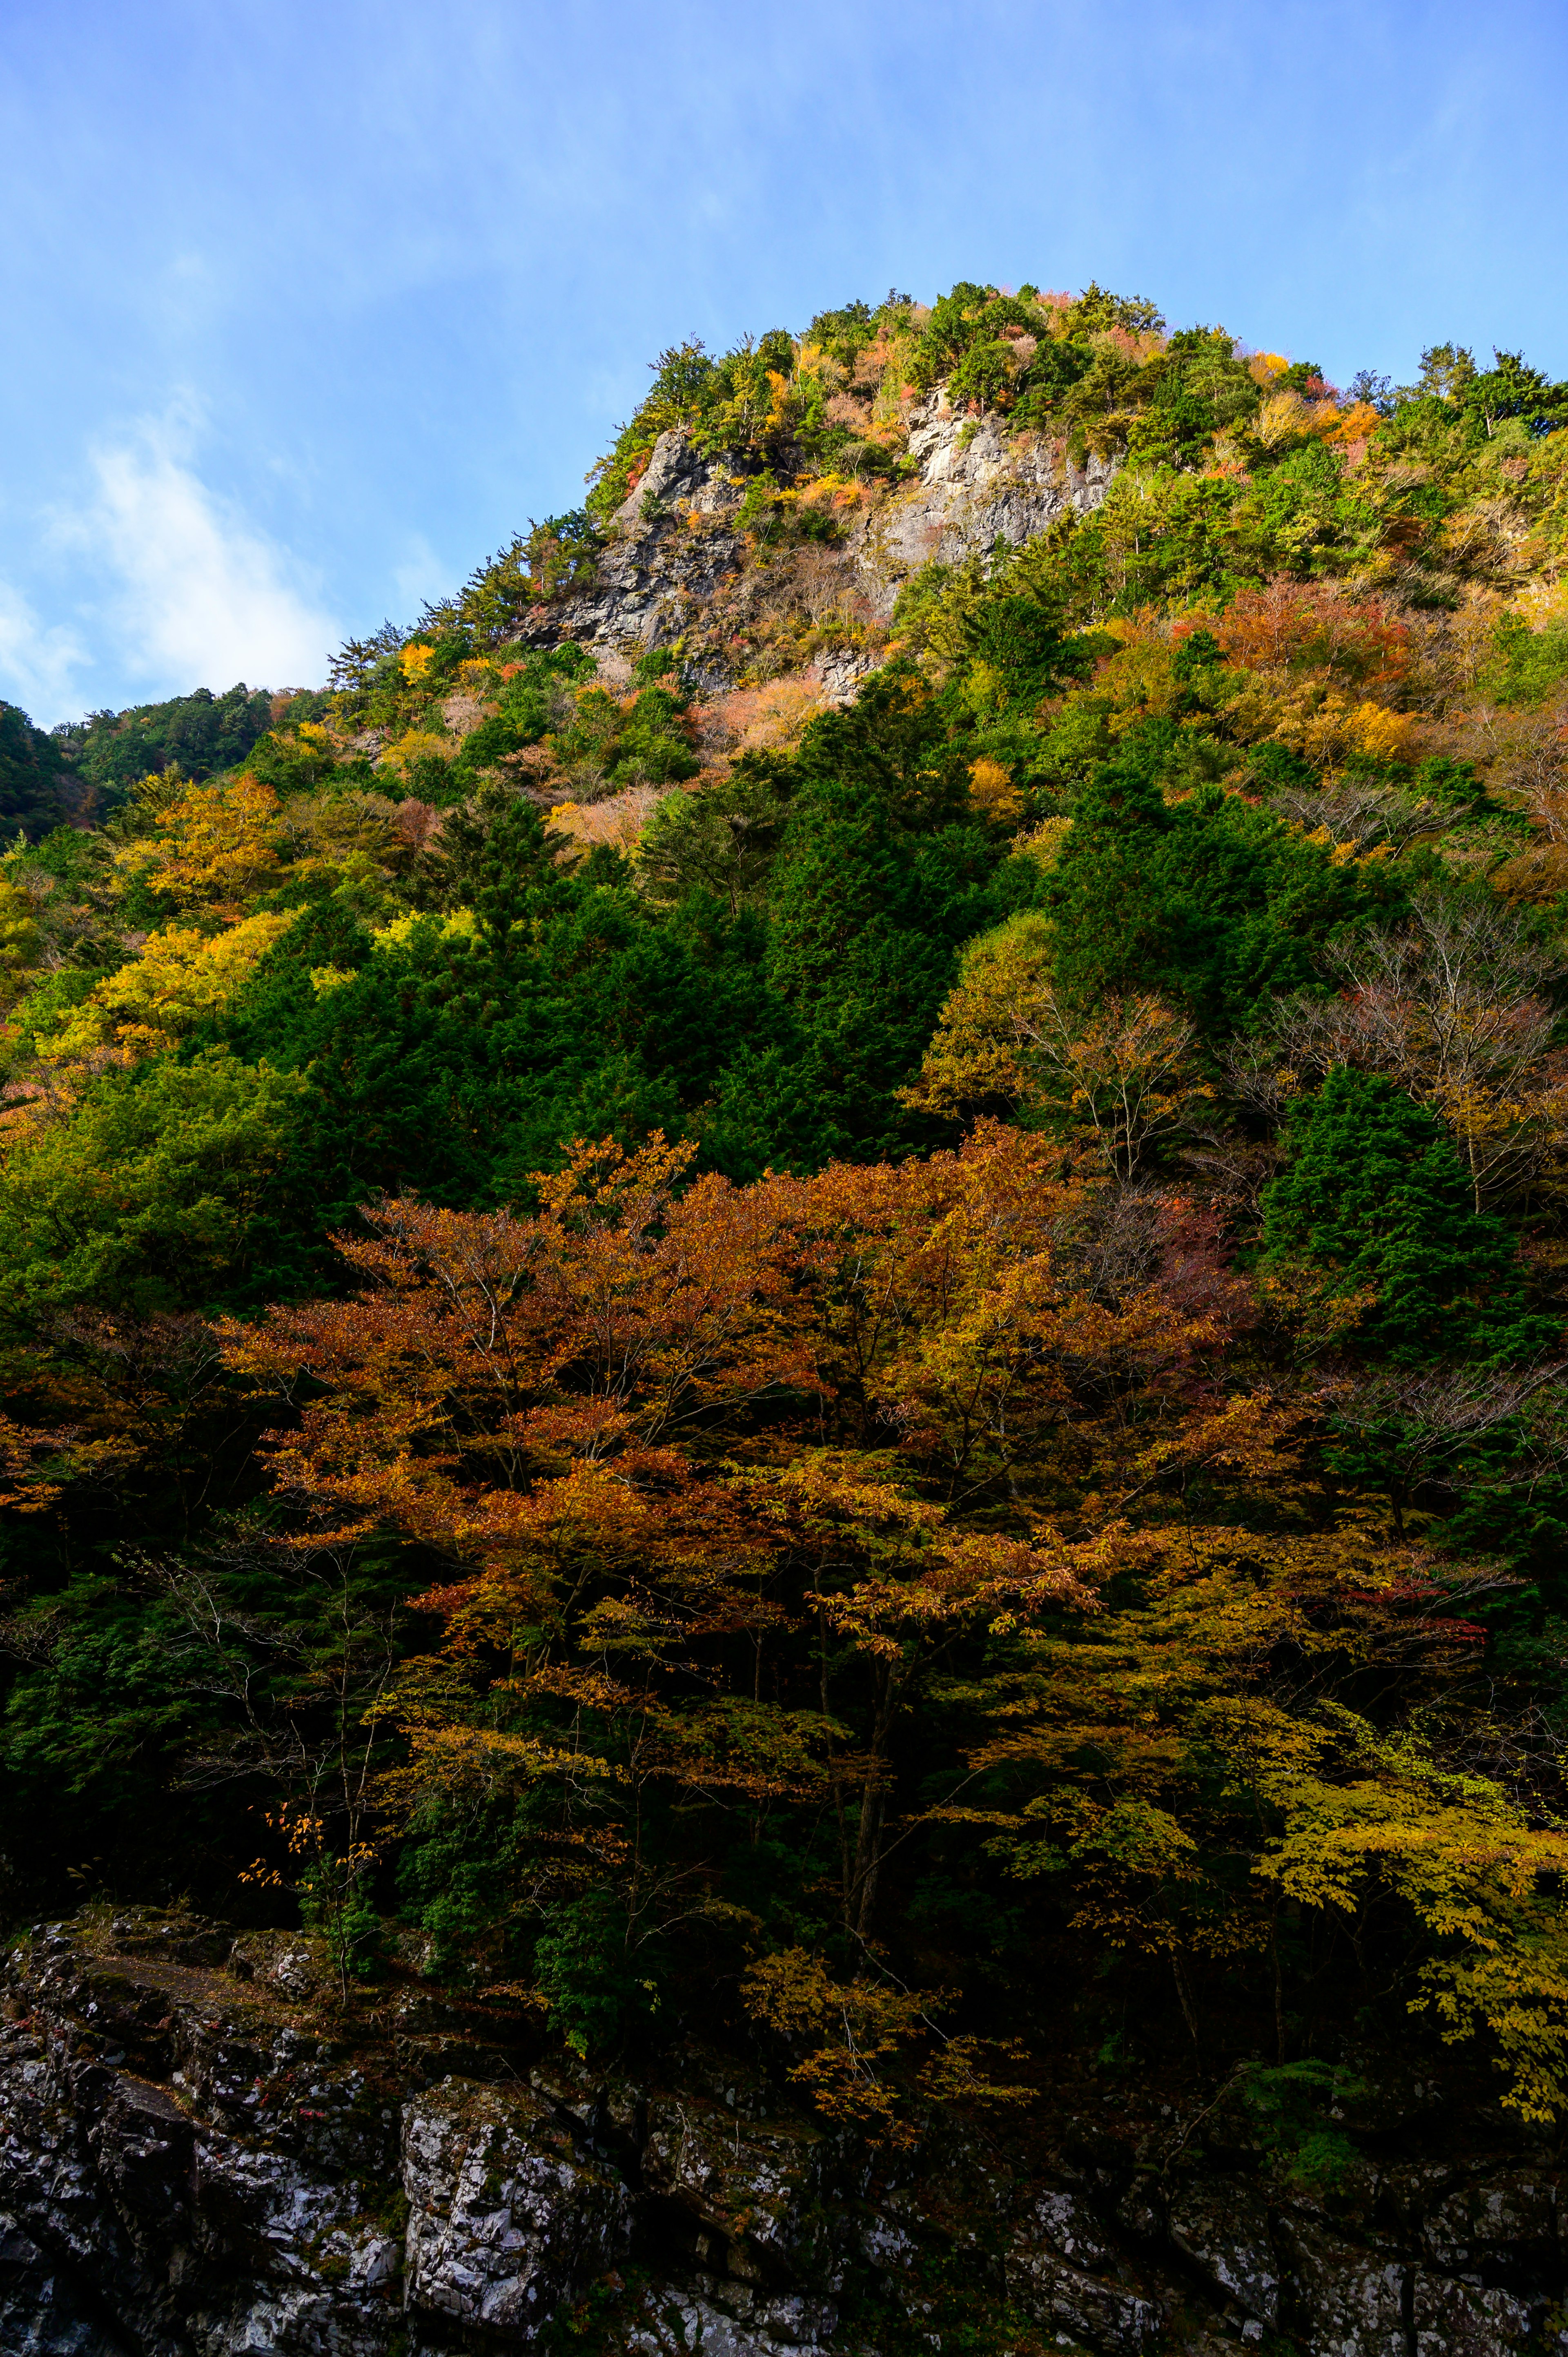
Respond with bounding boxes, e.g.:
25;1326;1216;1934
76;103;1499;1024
3;277;1568;2357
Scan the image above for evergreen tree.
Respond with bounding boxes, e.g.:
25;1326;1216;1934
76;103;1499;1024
1263;1067;1532;1359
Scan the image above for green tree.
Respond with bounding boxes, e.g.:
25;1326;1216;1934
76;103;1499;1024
58;685;281;801
0;703;76;837
762;778;1027;1157
0;1050;305;1316
636;751;794;915
1047;731;1390;1038
1262;1068;1533;1360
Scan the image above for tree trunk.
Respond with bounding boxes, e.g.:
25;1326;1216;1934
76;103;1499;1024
1171;1950;1201;2051
848;1660;897;1937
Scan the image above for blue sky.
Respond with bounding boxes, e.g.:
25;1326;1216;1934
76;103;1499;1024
2;0;1564;726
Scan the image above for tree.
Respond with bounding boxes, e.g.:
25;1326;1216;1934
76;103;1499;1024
1047;736;1390;1039
0;1050;306;1316
905;910;1212;1180
1261;1068;1535;1362
635;755;793;916
57;685;278;800
0;703;76;838
1265;887;1568;1213
215;1125;1252;1971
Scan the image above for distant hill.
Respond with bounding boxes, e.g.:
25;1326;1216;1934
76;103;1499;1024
52;681;323;805
0;699;87;837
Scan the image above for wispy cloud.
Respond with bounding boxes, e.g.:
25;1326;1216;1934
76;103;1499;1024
58;412;341;706
0;580;89;727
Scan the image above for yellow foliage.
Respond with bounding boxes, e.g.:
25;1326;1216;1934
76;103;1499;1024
115;774;284;913
968;756;1022;822
902;912;1055;1113
740;1949;1028;2136
1261;1751;1568;2122
1254;389;1314;447
40;909;298;1060
765;368;793;433
0;877;41;1000
904;912;1212;1177
371;907;480;952
1260;688;1419;771
400;644;436;685
377;730;452;779
1013;816;1072;870
1345;701;1418;763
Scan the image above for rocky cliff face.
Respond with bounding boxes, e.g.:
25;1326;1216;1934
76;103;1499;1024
2;1912;1565;2356
859;396;1116;609
519;401;1116;688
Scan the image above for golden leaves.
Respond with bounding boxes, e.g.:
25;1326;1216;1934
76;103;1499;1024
36;909;299;1065
903;921;1214;1181
114;774;285;915
740;1948;1030;2136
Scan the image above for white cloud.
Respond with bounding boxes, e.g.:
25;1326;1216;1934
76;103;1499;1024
64;413;341;700
0;580;89;727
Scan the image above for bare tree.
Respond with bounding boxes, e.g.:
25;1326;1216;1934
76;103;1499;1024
1326;1360;1568;1538
1263;886;1568;1211
1270;781;1461;853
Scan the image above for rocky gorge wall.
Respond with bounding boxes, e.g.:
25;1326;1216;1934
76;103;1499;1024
2;1911;1565;2357
514;400;1117;691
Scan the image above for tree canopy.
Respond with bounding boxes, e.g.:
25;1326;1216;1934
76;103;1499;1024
7;276;1568;2142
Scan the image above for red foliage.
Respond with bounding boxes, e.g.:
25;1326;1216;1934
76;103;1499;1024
1214;579;1411;689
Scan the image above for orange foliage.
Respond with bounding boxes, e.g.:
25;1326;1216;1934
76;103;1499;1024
1214;580;1412;692
701;676;831;758
217;1126;1263;1940
546;785;667;859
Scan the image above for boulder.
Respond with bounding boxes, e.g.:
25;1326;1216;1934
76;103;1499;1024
1166;2177;1281;2327
638;2092;835;2287
1004;2241;1163;2354
623;2278;838;2356
0;2214;125;2357
1412;2270;1542;2356
1006;2190;1164;2353
1421;2169;1558;2271
615;428;739;528
402;2076;633;2333
2;1908;1567;2355
1274;2214;1407;2357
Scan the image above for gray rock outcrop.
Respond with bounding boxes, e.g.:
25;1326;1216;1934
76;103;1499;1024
1;1913;1565;2355
857;392;1116;614
518;406;1116;681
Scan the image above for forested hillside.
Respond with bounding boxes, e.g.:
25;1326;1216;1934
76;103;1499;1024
7;278;1568;2178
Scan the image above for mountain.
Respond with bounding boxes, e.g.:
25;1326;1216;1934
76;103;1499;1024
2;281;1568;2357
0;700;92;837
53;681;303;807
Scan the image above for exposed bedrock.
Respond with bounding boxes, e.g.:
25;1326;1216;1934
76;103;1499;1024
1;1913;1563;2355
516;401;1116;680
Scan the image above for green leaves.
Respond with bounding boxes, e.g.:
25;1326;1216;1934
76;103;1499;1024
56;684;281;805
0;703;76;839
0;1049;307;1317
1262;1069;1531;1361
1047;736;1388;1039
